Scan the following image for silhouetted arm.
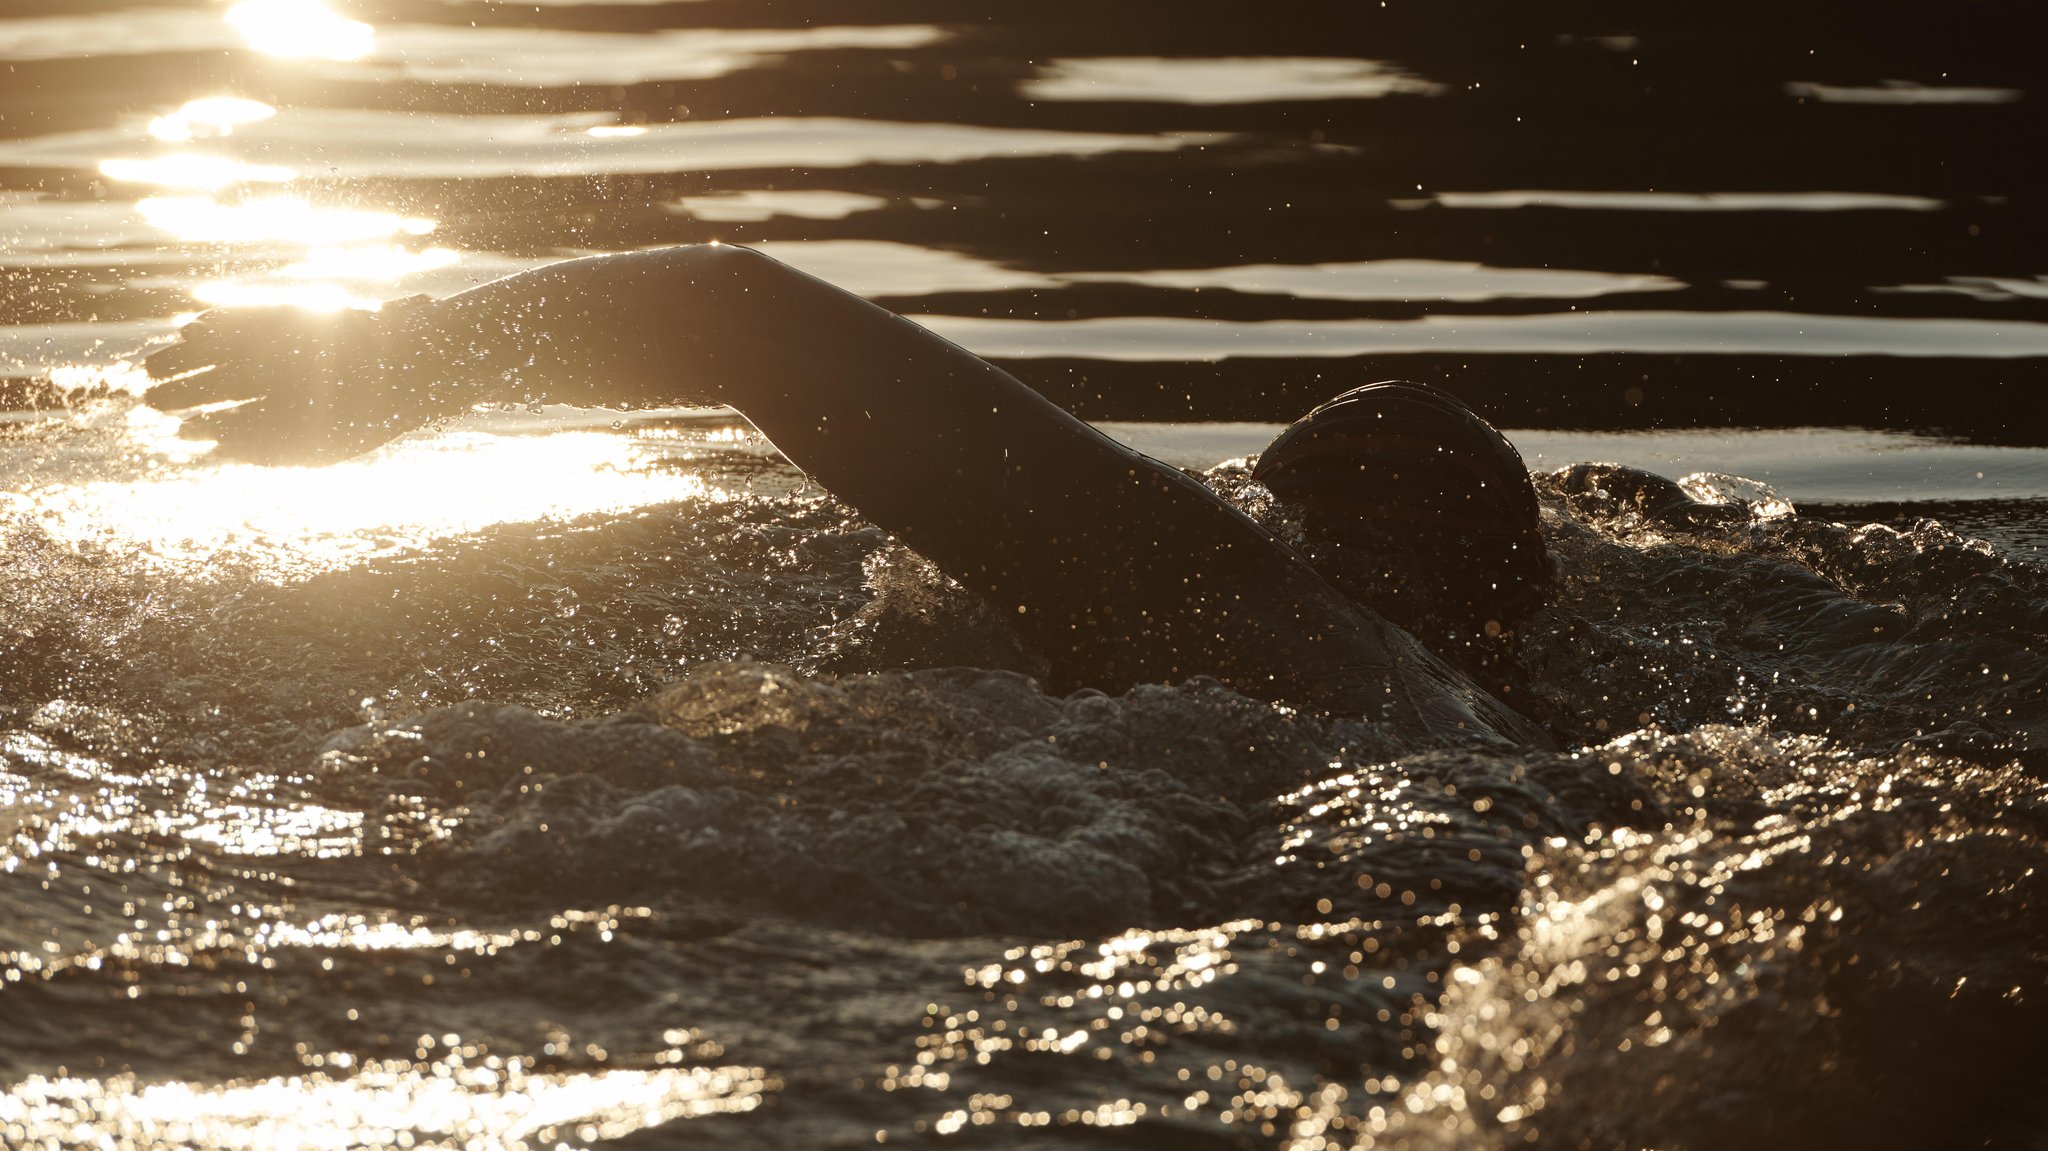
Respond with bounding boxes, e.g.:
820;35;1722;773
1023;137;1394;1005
147;244;1103;466
144;244;1541;741
145;243;1260;627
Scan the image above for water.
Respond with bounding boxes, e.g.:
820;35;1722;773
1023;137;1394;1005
2;2;2045;1147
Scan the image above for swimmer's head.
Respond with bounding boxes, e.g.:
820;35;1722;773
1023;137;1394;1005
1253;381;1550;660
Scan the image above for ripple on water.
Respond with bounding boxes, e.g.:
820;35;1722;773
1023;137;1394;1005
2;434;2045;1147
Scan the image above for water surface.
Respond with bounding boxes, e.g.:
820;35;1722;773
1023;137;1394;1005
2;2;2045;1148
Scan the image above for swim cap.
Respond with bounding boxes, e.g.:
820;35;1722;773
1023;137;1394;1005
1252;381;1549;648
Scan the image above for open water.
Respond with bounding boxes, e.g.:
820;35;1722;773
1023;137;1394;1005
1;2;2044;1148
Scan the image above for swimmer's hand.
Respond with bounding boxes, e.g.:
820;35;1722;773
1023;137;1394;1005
144;296;477;464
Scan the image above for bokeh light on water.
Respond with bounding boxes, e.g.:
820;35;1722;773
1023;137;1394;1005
4;417;728;577
97;155;296;194
136;197;434;250
0;1057;768;1150
134;193;452;311
145;97;277;145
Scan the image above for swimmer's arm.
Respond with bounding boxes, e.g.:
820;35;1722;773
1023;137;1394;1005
144;249;710;462
144;244;1097;468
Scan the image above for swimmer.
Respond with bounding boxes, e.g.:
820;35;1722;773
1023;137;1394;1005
144;244;1551;746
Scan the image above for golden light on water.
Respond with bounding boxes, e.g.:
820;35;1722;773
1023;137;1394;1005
225;0;374;61
0;729;367;863
99;154;295;191
146;96;276;143
283;244;460;281
133;194;447;308
174;800;365;859
186;243;462;309
138;195;435;245
0;1060;769;1150
186;280;376;311
11;427;719;577
44;361;155;397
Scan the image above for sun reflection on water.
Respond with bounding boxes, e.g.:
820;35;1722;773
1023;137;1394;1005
185;280;376;311
281;245;460;282
225;0;375;61
138;196;435;247
8;427;720;578
147;97;277;144
186;244;462;310
0;1058;768;1150
132;189;450;309
99;154;295;191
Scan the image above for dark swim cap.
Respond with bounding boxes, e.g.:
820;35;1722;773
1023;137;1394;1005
1252;381;1549;647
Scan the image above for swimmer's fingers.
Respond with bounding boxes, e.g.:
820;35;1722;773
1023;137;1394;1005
172;366;470;464
141;314;234;390
143;365;233;412
142;321;247;409
175;387;421;465
144;309;321;411
144;299;463;462
143;303;427;411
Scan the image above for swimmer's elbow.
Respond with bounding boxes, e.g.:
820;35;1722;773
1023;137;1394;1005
623;242;791;291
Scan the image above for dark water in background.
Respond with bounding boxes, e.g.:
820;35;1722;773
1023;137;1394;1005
2;2;2046;1148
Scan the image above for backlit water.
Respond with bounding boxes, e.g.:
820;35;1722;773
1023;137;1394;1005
2;2;2044;1147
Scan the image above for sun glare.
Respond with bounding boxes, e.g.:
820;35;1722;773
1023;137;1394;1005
188;280;374;311
137;195;436;245
134;190;446;316
189;243;461;311
0;1059;768;1150
99;154;295;191
224;0;375;61
10;429;722;577
147;96;277;143
282;244;460;281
